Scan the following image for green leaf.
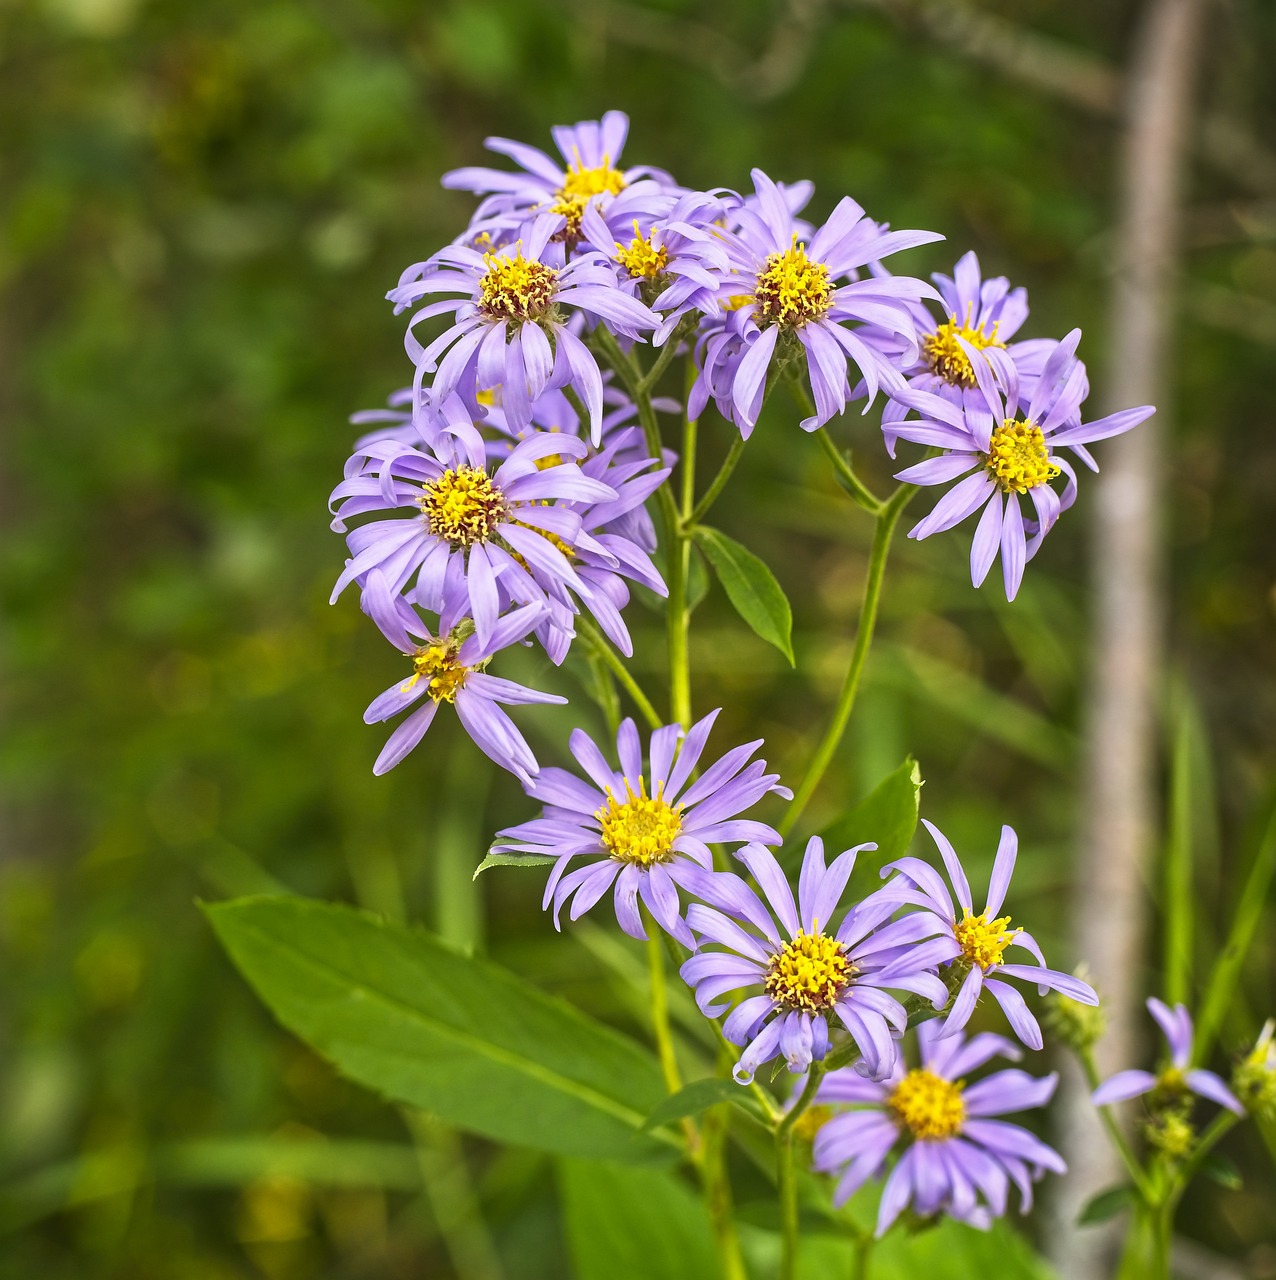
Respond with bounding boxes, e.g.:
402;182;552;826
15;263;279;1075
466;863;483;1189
820;757;921;861
641;1077;763;1131
693;526;794;664
1076;1184;1134;1225
472;849;556;879
559;1158;717;1280
1163;688;1200;1006
1201;1153;1243;1190
206;897;671;1162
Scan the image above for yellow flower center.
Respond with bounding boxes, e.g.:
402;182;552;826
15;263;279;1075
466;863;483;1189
752;237;832;328
889;1069;966;1140
548;156;627;242
764;930;851;1013
420;466;506;546
616;222;668;279
922;308;1005;388
984;419;1060;494
596;780;682;867
955;910;1019;971
406;642;470;704
478;250;559;322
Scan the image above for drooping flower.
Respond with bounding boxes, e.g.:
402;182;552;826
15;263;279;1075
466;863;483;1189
878;820;1098;1051
329;399;620;652
492;710;790;949
358;572;564;780
689;169;943;437
441;109;676;248
892;330;1154;599
681;837;948;1084
1092;998;1244;1116
388;217;660;443
812;1022;1064;1234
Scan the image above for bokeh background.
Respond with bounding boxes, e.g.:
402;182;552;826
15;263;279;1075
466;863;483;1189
2;0;1274;1275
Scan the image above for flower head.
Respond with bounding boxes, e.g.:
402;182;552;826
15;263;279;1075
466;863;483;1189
329;399;620;653
879;820;1098;1051
389;218;660;443
1092;998;1244;1116
689;170;942;437
682;837;948;1083
493;709;789;948
357;573;564;780
441;110;676;249
891;329;1154;599
1234;1020;1276;1117
812;1022;1063;1234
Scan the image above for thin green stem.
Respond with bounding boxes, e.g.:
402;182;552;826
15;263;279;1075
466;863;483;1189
578;617;662;731
815;427;882;515
697;1103;749;1280
780;483;914;836
667;387;698;725
646;920;683;1098
850;1235;875;1280
1168;1111;1241;1213
1079;1048;1155;1200
777;1126;800;1280
778;1064;824;1137
638;332;683;393
686;435;746;529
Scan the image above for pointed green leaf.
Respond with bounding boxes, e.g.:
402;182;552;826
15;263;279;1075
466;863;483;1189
206;897;671;1162
641;1076;765;1131
693;526;793;663
472;848;556;879
810;758;922;880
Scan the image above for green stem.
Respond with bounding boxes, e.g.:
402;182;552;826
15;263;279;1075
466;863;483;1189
686;435;747;529
697;1103;750;1280
578;617;662;731
1167;1111;1241;1213
638;331;684;393
780;483;914;836
1079;1048;1155;1200
646;919;683;1097
777;1126;800;1280
851;1235;875;1280
815;427;882;515
667;387;697;725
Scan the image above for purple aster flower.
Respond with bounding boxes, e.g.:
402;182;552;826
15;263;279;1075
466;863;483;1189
812;1022;1064;1234
358;571;564;780
879;820;1098;1052
726;175;817;246
1092;998;1244;1116
688;169;943;437
388;216;660;444
892;330;1155;599
329;399;619;653
681;836;949;1084
441;109;676;249
493;709;790;949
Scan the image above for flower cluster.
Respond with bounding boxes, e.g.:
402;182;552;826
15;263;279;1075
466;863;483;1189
322;110;1191;1244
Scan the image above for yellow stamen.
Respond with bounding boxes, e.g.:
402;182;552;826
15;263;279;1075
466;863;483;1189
752;236;832;328
616;221;668;279
478;249;558;322
922;305;1006;388
420;466;506;546
984;419;1060;495
764;929;852;1013
955;910;1019;971
889;1069;966;1140
405;641;470;704
549;153;627;242
595;779;682;867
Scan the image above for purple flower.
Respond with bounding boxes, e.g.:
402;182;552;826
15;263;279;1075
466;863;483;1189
329;399;619;653
681;837;948;1084
892;329;1154;600
812;1022;1064;1234
1092;998;1244;1116
880;820;1098;1051
493;709;790;949
388;217;660;443
689;169;942;437
441;109;676;249
358;572;565;780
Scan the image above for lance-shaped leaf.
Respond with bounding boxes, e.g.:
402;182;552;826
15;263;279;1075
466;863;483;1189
206;897;672;1162
807;757;922;881
693;526;794;663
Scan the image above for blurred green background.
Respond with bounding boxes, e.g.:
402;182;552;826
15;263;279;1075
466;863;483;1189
2;0;1274;1275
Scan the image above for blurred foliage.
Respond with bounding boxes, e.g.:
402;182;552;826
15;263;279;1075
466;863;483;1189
1;0;1275;1274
